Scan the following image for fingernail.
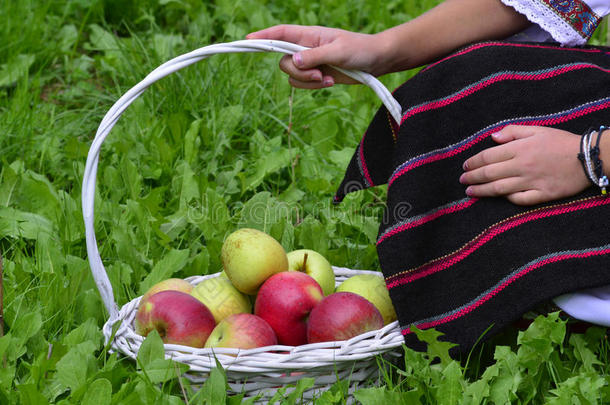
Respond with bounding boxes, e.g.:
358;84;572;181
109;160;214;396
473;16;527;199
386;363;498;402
465;187;473;196
323;77;334;87
293;53;303;67
459;174;465;184
311;73;322;81
491;132;501;139
462;161;469;170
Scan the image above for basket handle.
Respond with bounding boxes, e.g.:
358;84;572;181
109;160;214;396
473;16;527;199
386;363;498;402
82;39;402;320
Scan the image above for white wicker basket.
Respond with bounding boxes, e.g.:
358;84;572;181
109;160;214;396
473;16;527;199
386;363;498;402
82;40;404;402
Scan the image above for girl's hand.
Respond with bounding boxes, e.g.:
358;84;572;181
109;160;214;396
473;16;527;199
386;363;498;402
460;125;590;205
246;25;391;89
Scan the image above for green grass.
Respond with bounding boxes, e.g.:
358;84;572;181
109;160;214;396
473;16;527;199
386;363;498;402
1;1;609;403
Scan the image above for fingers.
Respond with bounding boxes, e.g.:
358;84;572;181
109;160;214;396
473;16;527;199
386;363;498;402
463;144;515;171
506;190;546;206
288;76;335;89
278;55;335;88
465;177;526;198
459;161;519;185
292;42;344;70
246;24;320;46
491;125;537;144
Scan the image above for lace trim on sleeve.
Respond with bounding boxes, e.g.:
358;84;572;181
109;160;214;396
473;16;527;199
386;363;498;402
501;0;602;46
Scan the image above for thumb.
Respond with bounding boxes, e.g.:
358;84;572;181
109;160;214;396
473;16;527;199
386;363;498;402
293;43;340;70
492;125;537;143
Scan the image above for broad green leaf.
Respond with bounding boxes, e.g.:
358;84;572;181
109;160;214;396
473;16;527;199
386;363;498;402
296;216;327;254
142;358;188;384
153;33;183;61
86;24;120;61
64;318;102;349
245;147;293;190
461;379;490;405
35;234;65;275
488;347;522;405
137;331;165;369
17;384;49;405
0;207;55;240
140;249;190;294
197;365;227;404
569;334;602;372
177;161;200;209
58;24;78;53
55;341;97;392
11;311;43;341
82;378;112;405
411;326;457;366
328;147;355;169
0;54;35;87
137;332;188;384
435;361;464;405
353;387;405;405
285;378;315;404
184;119;202;165
517;312;566;369
0;162;20;207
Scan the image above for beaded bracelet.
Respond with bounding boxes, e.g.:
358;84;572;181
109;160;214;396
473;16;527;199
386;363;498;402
578;126;608;195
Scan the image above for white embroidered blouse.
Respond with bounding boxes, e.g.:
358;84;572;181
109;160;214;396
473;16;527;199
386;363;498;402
502;0;610;45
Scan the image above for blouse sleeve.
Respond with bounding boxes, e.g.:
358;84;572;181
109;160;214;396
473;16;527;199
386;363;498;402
500;0;610;46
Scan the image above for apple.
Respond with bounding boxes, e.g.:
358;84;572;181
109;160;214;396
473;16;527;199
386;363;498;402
204;313;277;350
191;276;252;323
139;278;193;309
287;249;335;296
307;292;384;343
221;228;289;294
135;290;216;348
254;272;323;346
336;274;397;325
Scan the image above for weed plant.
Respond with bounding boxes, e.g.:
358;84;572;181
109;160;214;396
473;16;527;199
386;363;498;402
1;0;609;403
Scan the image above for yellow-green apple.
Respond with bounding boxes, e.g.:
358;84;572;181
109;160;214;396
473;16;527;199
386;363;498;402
287;249;335;296
204;313;277;349
221;228;288;294
135;290;216;348
139;278;193;309
254;272;323;346
190;276;252;323
336;274;397;325
307;292;383;343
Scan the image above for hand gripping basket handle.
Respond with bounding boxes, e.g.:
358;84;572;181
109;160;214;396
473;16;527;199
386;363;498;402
82;39;402;321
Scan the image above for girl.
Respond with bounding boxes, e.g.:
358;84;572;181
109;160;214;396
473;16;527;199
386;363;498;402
248;0;610;352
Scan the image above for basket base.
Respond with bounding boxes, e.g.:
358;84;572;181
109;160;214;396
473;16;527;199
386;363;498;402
185;352;402;403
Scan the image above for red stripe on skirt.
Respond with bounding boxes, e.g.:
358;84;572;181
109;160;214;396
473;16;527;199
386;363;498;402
386;197;610;289
402;247;610;334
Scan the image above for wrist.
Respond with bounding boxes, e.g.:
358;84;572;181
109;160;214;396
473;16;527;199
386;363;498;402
599;127;610;177
371;27;415;76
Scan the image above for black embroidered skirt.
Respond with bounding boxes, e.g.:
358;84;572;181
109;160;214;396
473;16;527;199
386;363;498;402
334;41;610;353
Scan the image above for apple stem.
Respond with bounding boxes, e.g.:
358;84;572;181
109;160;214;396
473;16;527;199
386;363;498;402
303;253;308;270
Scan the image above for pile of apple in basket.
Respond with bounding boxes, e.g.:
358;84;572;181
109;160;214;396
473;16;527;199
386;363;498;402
136;228;397;350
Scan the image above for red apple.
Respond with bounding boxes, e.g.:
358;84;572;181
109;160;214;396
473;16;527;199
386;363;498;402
254;272;323;346
139;278;193;310
135;290;216;348
204;313;277;349
307;292;384;343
